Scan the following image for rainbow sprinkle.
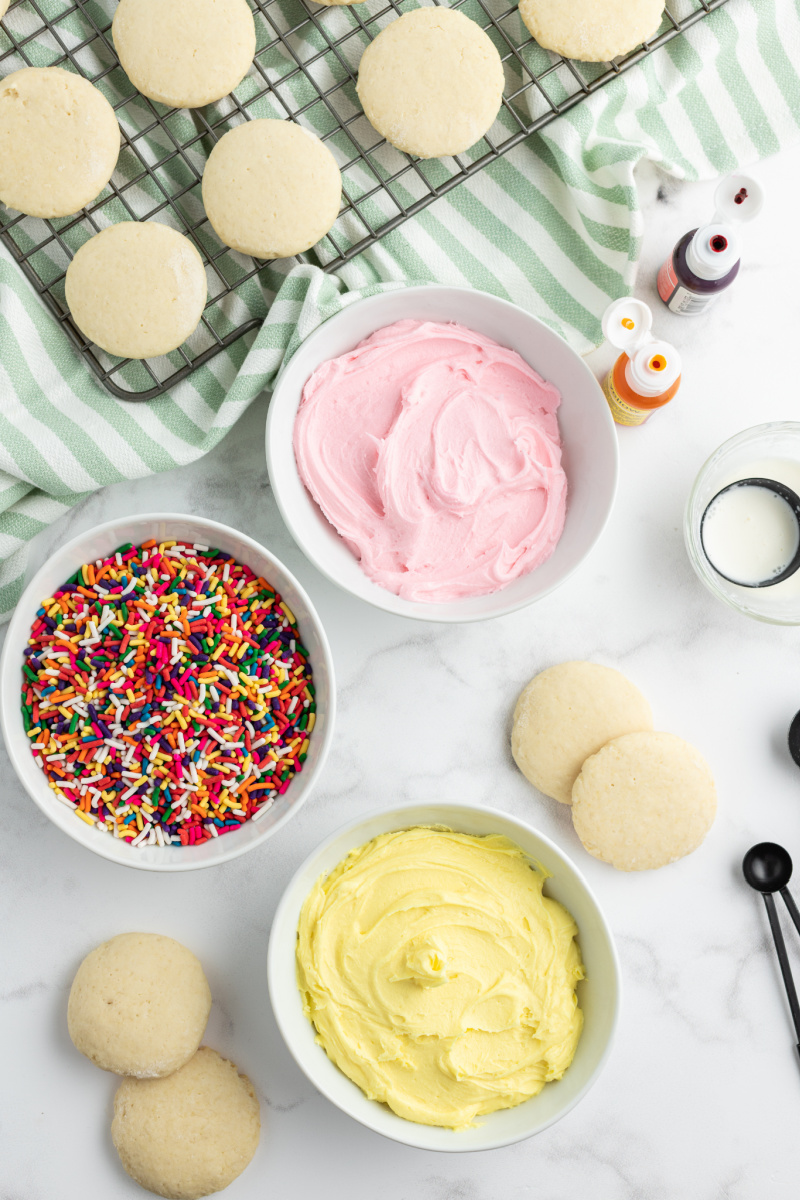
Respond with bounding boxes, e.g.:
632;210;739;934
20;540;316;847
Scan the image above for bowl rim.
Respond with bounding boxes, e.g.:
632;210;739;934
265;284;619;624
267;800;622;1152
0;512;336;872
684;421;800;626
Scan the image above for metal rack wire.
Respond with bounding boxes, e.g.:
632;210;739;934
0;0;729;400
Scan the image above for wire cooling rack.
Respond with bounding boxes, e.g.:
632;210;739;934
0;0;729;400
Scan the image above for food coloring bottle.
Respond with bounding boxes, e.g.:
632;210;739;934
657;173;764;316
601;298;681;427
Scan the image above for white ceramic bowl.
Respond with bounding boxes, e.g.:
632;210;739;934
266;286;618;622
0;514;335;871
685;422;800;625
268;802;620;1151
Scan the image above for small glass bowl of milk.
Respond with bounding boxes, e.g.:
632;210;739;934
685;423;800;624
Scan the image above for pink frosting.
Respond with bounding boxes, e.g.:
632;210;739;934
293;319;567;602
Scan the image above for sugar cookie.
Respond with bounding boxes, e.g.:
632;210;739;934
112;0;256;110
571;731;717;871
112;1048;261;1200
68;932;211;1077
202;119;341;259
65;222;207;359
0;1;10;20
512;662;653;804
0;67;119;218
356;8;504;159
519;0;664;63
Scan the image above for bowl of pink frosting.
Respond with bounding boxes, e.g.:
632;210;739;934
266;287;618;622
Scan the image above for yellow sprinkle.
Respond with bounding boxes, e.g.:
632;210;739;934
307;712;316;732
75;810;95;826
279;602;296;624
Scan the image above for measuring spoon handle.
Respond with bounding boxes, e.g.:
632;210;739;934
780;886;800;939
763;892;800;1044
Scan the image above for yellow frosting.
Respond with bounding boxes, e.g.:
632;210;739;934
296;827;585;1129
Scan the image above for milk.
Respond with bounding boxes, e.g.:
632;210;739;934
707;458;800;598
703;484;800;586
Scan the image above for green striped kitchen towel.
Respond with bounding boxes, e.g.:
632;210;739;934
0;0;798;619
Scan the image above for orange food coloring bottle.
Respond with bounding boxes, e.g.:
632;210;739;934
601;299;682;427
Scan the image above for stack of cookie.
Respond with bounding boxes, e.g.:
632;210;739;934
68;932;260;1200
512;662;717;871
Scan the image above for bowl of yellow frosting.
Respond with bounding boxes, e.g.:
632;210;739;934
268;802;620;1151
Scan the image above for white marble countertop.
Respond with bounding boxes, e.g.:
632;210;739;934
4;145;800;1200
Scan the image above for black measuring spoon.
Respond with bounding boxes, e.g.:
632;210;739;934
742;843;800;1065
700;477;800;587
788;710;800;771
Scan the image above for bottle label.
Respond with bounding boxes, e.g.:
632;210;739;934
601;368;650;426
657;254;719;314
657;256;678;303
666;286;718;315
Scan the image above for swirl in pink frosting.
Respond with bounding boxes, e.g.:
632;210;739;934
292;319;567;602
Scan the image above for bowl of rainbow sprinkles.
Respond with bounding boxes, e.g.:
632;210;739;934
0;513;335;872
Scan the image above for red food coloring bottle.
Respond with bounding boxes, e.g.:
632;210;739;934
657;173;764;317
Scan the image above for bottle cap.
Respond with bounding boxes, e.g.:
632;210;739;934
686;223;741;281
686;173;765;282
711;173;765;225
601;298;652;352
626;339;681;397
602;299;680;398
